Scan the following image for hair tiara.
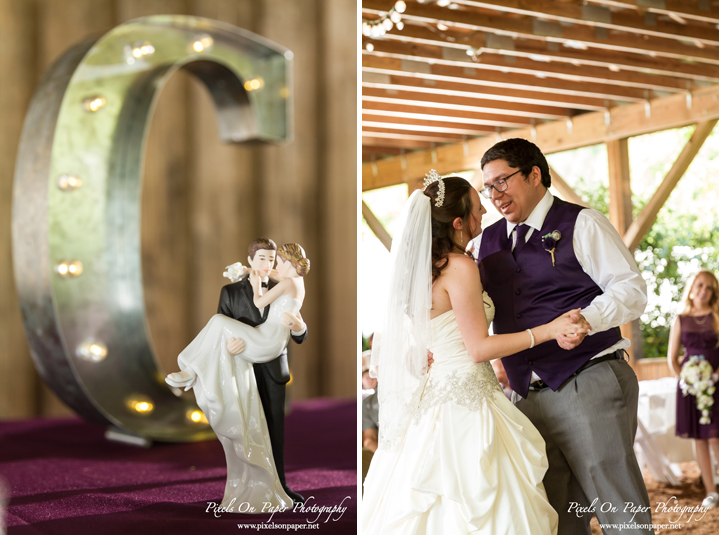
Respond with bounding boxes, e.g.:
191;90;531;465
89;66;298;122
423;169;445;207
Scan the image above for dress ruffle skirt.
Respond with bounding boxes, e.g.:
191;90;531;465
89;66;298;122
362;309;557;535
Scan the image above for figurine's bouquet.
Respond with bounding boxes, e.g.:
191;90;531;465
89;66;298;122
680;355;716;424
223;262;248;283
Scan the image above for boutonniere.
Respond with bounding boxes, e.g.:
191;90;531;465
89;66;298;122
541;230;562;267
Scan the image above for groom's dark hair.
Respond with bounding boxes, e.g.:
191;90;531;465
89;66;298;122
248;237;277;259
481;138;551;188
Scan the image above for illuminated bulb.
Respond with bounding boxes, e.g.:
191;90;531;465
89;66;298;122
284;50;294;60
192;36;214;53
395;0;406;12
466;47;475;56
366;43;374;52
383;18;393;31
243;77;264;91
76;339;108;362
57;174;83;191
437;23;449;31
437;0;451;6
187;410;209;424
126;395;155;415
396;21;404;30
82;96;106;112
390;11;401;23
362;22;371;36
55;260;83;278
609;64;620;72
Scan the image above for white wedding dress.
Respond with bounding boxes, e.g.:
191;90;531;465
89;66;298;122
176;295;302;512
363;297;558;534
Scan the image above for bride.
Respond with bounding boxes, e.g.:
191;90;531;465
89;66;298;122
165;243;310;513
362;173;589;534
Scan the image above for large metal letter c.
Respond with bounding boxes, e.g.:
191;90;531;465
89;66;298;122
12;15;292;441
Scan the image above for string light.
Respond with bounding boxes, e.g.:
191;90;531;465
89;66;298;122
55;260;84;278
362;1;406;39
57;174;82;191
127;395;155;415
243;77;264;91
82;96;106;112
191;35;214;53
187;410;209;424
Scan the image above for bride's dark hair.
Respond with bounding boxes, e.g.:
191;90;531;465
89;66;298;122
423;176;474;282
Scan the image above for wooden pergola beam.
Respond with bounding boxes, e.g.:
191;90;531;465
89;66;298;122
548;166;590;208
606;137;637;364
363;0;719;66
623;119;718;251
607;138;633;234
362;83;719;190
362;200;392;251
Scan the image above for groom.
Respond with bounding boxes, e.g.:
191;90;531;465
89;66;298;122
474;139;654;535
218;237;307;504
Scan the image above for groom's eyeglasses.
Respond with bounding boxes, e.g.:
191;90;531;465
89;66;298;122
479;169;522;199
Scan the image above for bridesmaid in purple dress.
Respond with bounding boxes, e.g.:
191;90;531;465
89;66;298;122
668;270;719;509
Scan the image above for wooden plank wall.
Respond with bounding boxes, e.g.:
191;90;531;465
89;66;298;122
0;0;357;418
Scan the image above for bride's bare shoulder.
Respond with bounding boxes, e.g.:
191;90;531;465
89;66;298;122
445;253;478;271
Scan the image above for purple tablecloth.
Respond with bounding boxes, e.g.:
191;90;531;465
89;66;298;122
1;398;357;534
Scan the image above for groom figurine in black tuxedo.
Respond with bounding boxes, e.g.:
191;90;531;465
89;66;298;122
218;237;307;504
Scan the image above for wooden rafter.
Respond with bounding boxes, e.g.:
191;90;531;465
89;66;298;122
363;1;719;66
362;84;719;190
548;166;590;208
623;120;718;251
362;200;393;251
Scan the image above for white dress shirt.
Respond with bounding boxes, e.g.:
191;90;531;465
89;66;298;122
473;190;647;370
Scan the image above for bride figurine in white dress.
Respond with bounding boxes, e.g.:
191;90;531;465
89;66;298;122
362;173;589;534
165;243;309;513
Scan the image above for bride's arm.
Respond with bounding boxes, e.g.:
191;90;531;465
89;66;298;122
446;255;588;363
252;275;291;308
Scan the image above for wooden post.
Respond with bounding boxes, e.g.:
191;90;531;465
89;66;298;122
0;0;37;417
362;201;392;251
607;138;641;365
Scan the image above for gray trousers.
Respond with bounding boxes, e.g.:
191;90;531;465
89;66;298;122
512;359;655;535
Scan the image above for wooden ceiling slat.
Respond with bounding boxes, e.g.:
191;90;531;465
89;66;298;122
362;93;568;120
362;136;434;150
363;120;496;136
364;39;692;94
363;109;530;129
451;0;719;47
362;131;465;143
587;0;719;25
363;0;719;66
362;100;542;124
377;23;719;84
365;65;646;105
362;80;608;111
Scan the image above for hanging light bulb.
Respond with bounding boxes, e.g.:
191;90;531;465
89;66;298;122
395;0;406;12
390;11;401;23
366;43;375;52
396;21;404;30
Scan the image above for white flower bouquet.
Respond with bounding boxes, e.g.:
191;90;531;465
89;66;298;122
680;355;716;425
222;262;248;283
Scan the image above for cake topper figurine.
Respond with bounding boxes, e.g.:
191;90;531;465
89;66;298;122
166;238;310;511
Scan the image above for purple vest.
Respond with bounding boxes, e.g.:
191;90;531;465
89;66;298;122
477;198;620;398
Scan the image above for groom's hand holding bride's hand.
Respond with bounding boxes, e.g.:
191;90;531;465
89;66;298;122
556;309;591;350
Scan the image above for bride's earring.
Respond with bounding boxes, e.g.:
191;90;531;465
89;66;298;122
460;230;463;248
